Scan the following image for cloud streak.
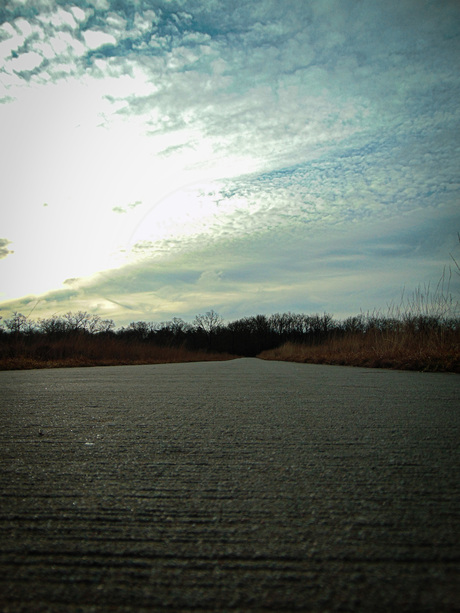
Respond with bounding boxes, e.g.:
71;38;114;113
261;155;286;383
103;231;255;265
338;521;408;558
0;238;13;259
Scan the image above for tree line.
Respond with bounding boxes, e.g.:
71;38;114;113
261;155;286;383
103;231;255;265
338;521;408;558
1;308;457;358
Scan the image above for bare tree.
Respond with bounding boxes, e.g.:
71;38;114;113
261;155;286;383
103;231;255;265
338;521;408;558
37;315;68;335
193;310;223;334
63;311;91;332
4;312;31;334
121;321;157;340
62;311;114;334
96;319;115;334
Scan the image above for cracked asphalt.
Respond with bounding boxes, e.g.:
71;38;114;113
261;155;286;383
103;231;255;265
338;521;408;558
0;358;459;612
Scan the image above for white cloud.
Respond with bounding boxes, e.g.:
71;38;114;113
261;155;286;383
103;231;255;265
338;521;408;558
13;17;33;37
8;51;43;72
48;8;77;30
0;25;23;62
41;32;83;58
70;7;87;23
34;40;55;60
82;29;116;50
0;22;16;39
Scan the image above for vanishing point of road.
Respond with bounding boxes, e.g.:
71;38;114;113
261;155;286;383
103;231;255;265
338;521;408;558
0;358;459;612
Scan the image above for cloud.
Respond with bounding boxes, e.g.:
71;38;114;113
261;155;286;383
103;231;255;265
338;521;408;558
128;200;142;209
0;7;89;86
0;238;13;259
0;0;458;325
82;29;117;50
112;201;142;214
8;51;43;73
1;201;457;326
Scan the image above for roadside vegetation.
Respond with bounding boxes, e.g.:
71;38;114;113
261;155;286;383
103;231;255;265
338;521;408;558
260;255;460;372
1;249;459;372
0;311;236;370
258;313;459;372
0;300;458;372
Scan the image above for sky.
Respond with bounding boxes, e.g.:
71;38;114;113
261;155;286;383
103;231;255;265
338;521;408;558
1;0;459;327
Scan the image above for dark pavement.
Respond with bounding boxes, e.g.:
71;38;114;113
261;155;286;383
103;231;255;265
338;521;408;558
0;358;459;612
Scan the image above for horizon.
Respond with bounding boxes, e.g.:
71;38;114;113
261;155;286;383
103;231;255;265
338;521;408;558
1;0;459;328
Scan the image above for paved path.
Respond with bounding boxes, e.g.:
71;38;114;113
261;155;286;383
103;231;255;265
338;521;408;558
0;358;459;612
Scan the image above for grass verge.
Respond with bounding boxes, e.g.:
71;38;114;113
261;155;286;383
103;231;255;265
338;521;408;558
0;337;236;371
258;330;460;373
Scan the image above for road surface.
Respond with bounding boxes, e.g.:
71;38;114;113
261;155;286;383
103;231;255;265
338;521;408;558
0;358;459;611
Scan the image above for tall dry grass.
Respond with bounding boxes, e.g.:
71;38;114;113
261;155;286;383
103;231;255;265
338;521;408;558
258;318;459;372
260;266;460;372
0;334;235;370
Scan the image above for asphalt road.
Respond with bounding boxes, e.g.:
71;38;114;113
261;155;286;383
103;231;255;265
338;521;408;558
0;358;459;612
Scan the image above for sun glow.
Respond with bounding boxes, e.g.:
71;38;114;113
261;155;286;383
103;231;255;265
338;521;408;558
0;69;257;300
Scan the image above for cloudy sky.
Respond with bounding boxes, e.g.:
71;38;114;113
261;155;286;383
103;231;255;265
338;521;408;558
1;0;459;326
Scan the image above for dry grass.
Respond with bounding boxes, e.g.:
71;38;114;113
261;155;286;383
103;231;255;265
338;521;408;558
0;335;236;371
258;326;460;373
260;274;460;373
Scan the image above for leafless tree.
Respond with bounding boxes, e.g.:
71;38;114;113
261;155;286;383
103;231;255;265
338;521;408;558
63;311;114;334
4;312;31;334
193;310;223;334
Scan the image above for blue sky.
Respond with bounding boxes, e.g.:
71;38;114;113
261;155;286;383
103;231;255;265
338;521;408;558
1;0;459;326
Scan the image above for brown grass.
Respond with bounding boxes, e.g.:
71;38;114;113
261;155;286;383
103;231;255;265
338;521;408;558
258;327;460;373
0;335;236;371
